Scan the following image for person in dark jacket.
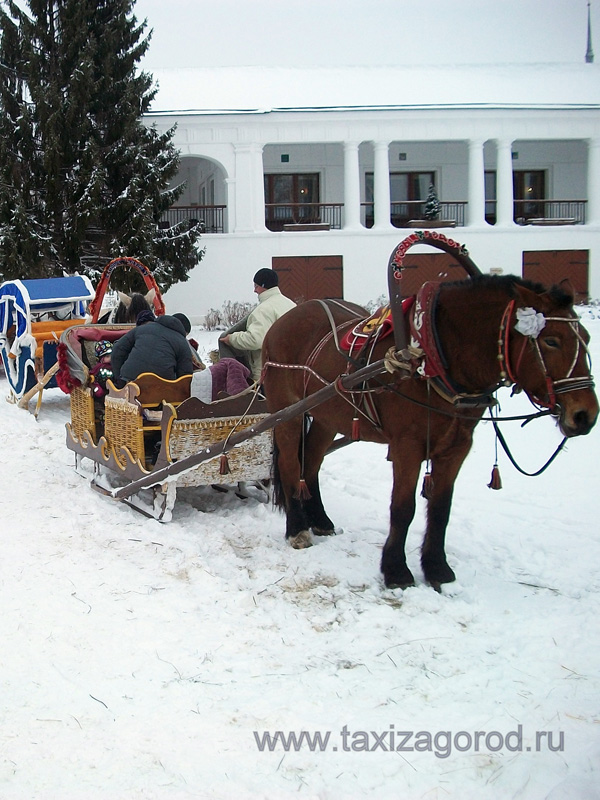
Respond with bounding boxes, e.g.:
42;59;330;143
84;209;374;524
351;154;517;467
111;314;195;386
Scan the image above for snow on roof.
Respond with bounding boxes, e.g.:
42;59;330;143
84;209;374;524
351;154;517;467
147;62;600;115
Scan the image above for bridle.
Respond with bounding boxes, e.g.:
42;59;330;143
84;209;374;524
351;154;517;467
498;299;594;413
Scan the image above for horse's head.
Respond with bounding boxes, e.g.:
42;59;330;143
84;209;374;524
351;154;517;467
510;281;598;437
113;288;156;324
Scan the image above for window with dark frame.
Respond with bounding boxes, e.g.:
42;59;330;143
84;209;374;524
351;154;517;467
264;173;320;230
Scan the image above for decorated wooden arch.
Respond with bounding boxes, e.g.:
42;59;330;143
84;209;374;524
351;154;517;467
386;230;483;352
87;257;166;323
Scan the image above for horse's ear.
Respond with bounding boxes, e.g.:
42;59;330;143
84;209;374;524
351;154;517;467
145;287;156;306
118;291;132;308
557;278;575;303
513;283;543;309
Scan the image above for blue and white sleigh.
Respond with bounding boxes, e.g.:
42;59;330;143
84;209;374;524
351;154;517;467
0;276;95;408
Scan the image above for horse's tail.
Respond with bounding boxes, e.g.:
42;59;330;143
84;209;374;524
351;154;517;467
271;413;311;510
271;437;286;510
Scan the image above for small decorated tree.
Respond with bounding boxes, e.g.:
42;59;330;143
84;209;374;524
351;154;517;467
424;183;441;221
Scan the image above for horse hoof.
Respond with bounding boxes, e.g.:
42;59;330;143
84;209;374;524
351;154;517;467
385;580;415;591
311;526;336;537
422;561;456;586
383;569;415;590
289;530;313;549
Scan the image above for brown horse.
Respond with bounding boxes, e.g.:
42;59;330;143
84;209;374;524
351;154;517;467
262;275;598;590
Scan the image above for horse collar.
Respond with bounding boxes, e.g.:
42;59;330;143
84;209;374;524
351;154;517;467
410;282;495;407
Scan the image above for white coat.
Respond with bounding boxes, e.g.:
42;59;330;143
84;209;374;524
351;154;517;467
228;287;296;380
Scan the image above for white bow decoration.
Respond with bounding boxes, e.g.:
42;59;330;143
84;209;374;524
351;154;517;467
515;307;546;338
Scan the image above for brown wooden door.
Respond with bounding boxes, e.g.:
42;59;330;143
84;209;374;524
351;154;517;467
396;253;470;298
272;255;343;303
522;250;589;303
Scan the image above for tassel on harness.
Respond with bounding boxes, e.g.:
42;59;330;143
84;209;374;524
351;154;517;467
421;472;434;500
352;416;360;440
294;479;312;500
219;454;231;475
488;464;502;490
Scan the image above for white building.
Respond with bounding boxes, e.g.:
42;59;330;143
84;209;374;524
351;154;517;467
144;62;600;321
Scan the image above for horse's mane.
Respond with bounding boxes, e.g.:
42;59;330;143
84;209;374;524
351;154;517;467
439;273;574;310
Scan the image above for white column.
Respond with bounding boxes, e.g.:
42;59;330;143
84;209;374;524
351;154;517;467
373;141;392;230
495;138;515;227
224;178;235;233
233;143;265;232
467;139;486;226
587;138;600;224
343;141;361;229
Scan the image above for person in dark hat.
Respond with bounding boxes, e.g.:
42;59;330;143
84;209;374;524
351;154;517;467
111;313;195;386
172;312;191;334
218;268;295;382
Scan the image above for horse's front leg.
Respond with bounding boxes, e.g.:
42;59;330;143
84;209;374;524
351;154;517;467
421;434;475;590
380;443;423;589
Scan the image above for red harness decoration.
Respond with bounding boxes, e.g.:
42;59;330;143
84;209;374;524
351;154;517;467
409;282;447;381
409;281;491;404
339;297;414;356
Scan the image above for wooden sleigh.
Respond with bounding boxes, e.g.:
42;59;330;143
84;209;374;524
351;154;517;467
60;323;272;521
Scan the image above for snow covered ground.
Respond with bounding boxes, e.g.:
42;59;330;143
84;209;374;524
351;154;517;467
0;312;599;800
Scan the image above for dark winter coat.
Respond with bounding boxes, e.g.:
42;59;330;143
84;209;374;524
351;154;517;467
111;315;195;384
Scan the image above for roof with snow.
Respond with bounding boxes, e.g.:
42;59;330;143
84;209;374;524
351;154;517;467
147;63;600;115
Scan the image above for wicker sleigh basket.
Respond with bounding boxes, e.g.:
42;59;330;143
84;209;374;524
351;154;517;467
65;367;273;519
168;412;272;486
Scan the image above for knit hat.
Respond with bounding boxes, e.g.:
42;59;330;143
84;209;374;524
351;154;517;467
173;312;192;334
253;268;279;289
136;309;156;326
95;340;113;359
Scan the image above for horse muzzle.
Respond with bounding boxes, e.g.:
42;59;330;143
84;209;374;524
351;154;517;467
556;396;599;437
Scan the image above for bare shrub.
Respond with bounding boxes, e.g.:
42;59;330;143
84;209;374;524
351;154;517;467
204;308;222;330
221;300;253;328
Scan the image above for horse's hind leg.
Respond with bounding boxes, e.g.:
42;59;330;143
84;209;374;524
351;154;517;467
301;419;337;536
273;418;313;549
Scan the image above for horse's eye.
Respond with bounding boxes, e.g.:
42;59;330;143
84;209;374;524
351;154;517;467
542;336;560;349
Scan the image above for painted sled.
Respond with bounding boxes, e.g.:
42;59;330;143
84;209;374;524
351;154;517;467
0;275;95;411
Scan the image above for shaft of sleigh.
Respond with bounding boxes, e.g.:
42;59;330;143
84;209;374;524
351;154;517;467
110;358;389;500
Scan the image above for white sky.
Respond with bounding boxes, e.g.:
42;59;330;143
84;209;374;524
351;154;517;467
134;0;597;69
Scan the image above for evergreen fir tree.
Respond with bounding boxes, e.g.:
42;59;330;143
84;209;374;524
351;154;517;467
0;0;203;290
424;183;441;221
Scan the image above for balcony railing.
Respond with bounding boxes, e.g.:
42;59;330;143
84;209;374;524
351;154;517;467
265;203;343;232
161;199;587;234
513;199;586;225
160;205;226;233
363;201;466;228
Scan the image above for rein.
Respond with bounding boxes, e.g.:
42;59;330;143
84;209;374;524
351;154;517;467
490;416;567;476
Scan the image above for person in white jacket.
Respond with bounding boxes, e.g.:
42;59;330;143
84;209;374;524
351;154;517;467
219;268;296;382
